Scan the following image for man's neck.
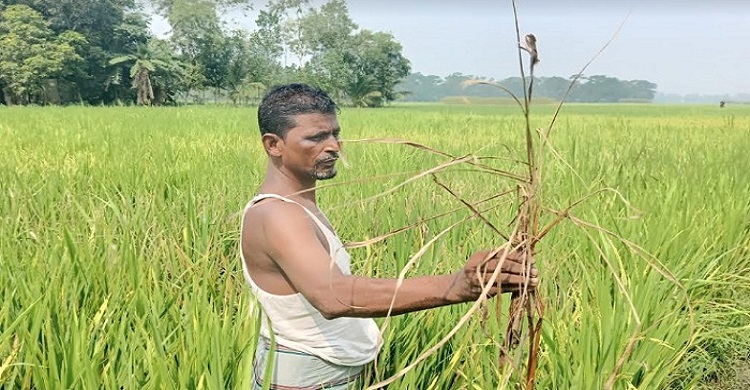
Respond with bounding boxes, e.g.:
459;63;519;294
260;160;320;203
259;178;317;204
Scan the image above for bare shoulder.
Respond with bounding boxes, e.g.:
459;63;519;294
245;198;299;231
241;199;324;291
242;198;321;253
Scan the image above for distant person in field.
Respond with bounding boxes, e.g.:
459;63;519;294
240;83;538;389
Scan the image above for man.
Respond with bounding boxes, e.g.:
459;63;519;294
240;83;537;389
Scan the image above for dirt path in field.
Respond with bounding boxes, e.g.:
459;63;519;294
711;360;750;389
735;361;750;388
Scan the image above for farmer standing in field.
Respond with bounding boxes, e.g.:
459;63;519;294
240;83;538;389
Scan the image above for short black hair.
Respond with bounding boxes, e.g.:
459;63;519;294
257;83;338;138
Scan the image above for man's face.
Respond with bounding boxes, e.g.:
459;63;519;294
281;113;341;181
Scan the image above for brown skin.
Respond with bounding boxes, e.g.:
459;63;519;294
242;113;538;320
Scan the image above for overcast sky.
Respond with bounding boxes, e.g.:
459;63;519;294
150;0;750;95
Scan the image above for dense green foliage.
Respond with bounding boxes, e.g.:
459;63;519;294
1;0;150;104
0;0;410;107
0;5;85;104
0;0;658;107
1;104;748;388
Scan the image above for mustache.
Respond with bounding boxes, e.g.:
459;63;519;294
318;154;339;163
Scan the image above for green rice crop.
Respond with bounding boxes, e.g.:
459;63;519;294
1;104;748;389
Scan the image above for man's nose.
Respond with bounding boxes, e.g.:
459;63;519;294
324;135;340;152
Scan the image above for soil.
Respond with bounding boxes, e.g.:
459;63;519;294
710;360;750;390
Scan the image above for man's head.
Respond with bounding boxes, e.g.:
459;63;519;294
258;83;338;139
258;83;342;183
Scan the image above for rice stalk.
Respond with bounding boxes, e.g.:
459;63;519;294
494;2;544;387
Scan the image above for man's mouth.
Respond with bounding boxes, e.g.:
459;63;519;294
318;156;339;164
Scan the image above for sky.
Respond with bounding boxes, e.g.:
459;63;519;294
149;0;750;96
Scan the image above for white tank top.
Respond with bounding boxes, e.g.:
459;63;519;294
240;193;381;366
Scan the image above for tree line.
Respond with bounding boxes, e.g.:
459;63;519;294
0;0;410;107
397;72;658;103
0;0;658;107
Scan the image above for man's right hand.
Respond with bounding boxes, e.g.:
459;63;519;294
448;248;539;302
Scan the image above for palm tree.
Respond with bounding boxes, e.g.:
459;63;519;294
108;39;184;105
345;73;382;108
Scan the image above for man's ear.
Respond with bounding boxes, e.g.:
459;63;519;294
262;133;284;157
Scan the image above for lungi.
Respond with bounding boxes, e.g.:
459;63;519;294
252;337;366;390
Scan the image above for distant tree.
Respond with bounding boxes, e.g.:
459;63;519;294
272;0;311;67
569;75;657;103
162;0;228;97
148;0;253;16
497;77;526;98
292;0;356;98
223;29;252;105
247;6;285;87
582;75;623;102
536;76;571;100
222;10;288;104
341;68;380;107
291;0;408;106
0;5;85;105
395;72;444;102
625;79;657;101
342;30;410;106
224;29;279;105
441;72;473;97
108;38;185;105
298;0;357;53
147;40;187;105
251;7;284;61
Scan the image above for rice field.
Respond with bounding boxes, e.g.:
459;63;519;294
1;103;749;389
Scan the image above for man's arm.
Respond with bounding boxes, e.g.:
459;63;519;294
258;203;536;319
